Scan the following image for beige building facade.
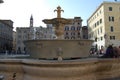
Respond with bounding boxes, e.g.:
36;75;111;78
87;1;120;50
64;17;83;39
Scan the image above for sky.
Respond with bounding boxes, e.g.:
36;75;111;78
0;0;116;31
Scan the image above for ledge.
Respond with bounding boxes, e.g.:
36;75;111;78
0;58;120;80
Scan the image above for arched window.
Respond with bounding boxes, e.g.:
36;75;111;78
71;36;75;39
71;26;75;30
65;26;69;31
65;36;69;39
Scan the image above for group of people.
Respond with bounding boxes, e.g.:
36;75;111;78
101;45;120;58
90;45;120;58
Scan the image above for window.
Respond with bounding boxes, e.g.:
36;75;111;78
100;27;102;33
95;37;97;42
110;36;112;40
97;21;99;25
109;16;114;22
101;37;103;41
110;26;114;32
65;37;69;39
71;36;75;39
65;26;69;31
109;7;112;11
66;32;68;35
95;23;96;27
112;17;114;21
100;19;102;24
109;17;110;21
78;32;80;35
110;36;115;40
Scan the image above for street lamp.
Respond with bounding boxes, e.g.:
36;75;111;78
0;0;4;3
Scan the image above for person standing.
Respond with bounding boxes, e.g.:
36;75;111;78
116;46;120;57
100;46;105;54
101;45;114;58
113;46;118;58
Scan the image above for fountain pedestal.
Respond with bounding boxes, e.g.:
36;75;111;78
43;6;71;39
43;18;71;39
24;6;93;59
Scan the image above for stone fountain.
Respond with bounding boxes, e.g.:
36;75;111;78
24;6;93;60
0;6;120;80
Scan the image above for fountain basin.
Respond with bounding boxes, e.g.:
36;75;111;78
24;39;93;59
1;59;120;80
